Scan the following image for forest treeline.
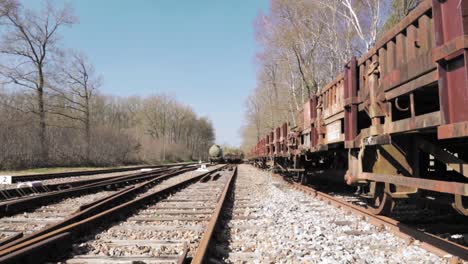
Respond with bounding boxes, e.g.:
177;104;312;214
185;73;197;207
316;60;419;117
0;0;215;169
241;0;420;151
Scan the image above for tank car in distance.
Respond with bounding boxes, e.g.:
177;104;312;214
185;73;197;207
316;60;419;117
208;144;223;163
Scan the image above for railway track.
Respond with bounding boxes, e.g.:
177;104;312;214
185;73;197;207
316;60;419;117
0;166;198;216
65;165;236;263
0;164;194;201
0;164;455;263
210;164;269;263
274;171;468;262
0;166;197;252
0;165;232;263
0;190;116;242
0;166;196;240
8;163;195;183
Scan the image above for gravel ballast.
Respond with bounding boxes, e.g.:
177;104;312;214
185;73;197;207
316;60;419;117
221;164;443;263
66;166;227;262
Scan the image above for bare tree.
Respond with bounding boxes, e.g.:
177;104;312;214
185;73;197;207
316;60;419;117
318;0;382;50
142;95;174;161
49;51;102;162
382;0;420;31
0;0;76;164
242;0;390;151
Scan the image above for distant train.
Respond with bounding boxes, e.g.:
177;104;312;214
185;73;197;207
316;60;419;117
209;145;223;163
208;145;244;164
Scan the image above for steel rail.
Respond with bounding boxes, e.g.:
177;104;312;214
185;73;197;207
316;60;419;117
272;172;468;262
191;165;237;264
0;164;197;201
0;166;196;252
0;166;195;215
0;165;227;264
0;166;171;201
9;162;196;183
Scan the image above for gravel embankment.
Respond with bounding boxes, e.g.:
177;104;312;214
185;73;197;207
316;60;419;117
219;164;443;263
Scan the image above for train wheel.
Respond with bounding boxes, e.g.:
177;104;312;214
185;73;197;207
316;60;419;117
367;183;394;216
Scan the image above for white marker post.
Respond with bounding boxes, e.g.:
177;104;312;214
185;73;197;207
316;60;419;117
196;163;208;172
0;175;12;185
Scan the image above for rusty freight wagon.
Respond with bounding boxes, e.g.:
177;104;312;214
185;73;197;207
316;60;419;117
250;0;468;216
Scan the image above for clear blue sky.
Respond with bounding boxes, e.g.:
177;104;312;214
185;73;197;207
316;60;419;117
25;0;269;147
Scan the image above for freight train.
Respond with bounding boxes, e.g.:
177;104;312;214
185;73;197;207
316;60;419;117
209;145;244;164
249;0;468;216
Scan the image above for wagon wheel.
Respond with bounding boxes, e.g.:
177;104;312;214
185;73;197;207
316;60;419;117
367;182;394;216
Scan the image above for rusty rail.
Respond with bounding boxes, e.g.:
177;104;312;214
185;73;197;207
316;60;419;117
191;165;237;264
0;165;226;264
0;164;197;201
9;162;196;183
0;166;196;216
272;172;468;262
0;166;196;252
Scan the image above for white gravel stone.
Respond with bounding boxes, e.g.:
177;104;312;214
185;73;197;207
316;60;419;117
222;164;443;264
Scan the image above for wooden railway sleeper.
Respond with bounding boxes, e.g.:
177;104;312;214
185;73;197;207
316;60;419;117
0;191;11;200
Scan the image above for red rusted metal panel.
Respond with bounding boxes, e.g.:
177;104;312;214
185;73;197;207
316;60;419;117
281;123;288;154
258;140;261;157
302;96;318;150
303;97;316;129
269;131;274;156
311;95;318;149
281;123;288;139
260;138;264;157
344;57;358;148
296;110;304;132
433;0;468;139
305;96;318;124
274;127;281;155
303;100;312;130
311;96;317;120
266;134;270;156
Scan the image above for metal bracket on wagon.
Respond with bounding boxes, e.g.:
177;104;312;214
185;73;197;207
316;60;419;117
314;144;328;152
363;134;391;146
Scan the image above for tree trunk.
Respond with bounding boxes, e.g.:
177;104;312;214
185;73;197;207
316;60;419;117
37;70;48;165
85;97;91;164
